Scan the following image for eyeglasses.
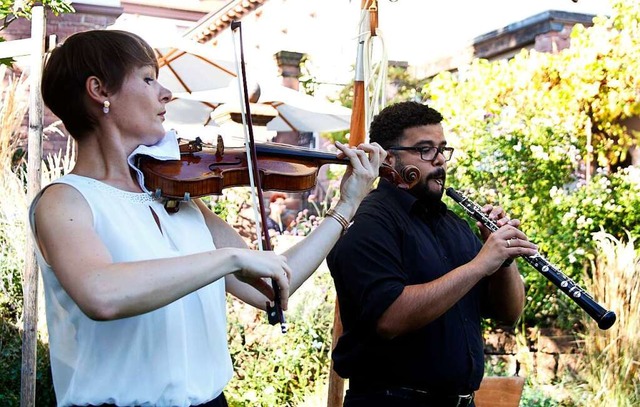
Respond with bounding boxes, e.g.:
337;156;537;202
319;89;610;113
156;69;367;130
387;145;454;162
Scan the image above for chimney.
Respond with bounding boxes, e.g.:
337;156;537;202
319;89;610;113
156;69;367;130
274;50;305;90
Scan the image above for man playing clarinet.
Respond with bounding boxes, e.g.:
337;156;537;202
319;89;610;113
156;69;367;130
327;101;538;407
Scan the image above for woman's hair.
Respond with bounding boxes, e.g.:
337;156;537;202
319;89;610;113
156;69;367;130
369;101;443;148
41;30;158;139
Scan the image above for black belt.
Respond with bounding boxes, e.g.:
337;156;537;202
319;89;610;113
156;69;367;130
348;385;474;407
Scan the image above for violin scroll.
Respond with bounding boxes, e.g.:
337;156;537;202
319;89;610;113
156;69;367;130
379;164;420;190
397;164;420;189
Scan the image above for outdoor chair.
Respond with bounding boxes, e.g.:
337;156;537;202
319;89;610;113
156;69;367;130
474;376;525;407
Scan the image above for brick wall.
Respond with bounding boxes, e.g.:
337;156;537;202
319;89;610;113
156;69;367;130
534;24;574;53
484;328;580;385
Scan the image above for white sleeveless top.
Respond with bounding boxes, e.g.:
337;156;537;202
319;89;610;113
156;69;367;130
29;174;232;407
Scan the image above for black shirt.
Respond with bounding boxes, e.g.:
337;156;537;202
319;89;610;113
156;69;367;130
327;179;488;394
266;216;282;234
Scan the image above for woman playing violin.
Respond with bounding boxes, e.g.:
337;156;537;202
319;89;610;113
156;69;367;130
31;30;385;407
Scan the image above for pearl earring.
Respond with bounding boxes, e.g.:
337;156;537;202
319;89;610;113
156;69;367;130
103;100;110;114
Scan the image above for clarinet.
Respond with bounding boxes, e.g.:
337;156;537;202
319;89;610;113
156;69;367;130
446;187;616;330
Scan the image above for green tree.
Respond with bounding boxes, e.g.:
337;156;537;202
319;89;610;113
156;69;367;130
425;0;640;327
1;0;73;30
1;0;74;66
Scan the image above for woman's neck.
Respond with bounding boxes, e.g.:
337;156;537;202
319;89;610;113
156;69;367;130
70;133;142;192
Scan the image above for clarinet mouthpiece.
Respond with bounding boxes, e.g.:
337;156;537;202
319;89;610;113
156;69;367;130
445;187;462;202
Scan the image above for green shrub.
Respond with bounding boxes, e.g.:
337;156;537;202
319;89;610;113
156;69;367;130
0;318;55;406
520;385;565;407
426;0;640;328
225;269;335;407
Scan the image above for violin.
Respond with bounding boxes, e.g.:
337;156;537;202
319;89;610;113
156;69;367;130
136;136;420;209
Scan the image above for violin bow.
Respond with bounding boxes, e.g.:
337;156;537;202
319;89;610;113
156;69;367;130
328;1;390;405
231;21;287;334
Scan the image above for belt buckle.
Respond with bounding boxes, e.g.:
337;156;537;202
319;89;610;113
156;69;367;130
455;393;474;407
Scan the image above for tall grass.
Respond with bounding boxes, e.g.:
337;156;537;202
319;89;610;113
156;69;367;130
0;65;29;323
42;123;75;185
574;230;640;406
0;66;72;405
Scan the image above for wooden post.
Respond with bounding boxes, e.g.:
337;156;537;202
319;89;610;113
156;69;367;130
326;4;377;404
326;300;344;407
21;6;46;407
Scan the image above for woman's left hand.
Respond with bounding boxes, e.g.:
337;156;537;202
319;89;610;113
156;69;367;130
333;141;386;215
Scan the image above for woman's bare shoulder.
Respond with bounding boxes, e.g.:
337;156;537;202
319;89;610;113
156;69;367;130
33;182;93;233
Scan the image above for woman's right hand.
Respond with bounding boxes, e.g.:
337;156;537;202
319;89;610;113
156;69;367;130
232;249;292;310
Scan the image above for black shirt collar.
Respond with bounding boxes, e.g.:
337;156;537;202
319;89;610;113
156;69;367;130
377;178;448;217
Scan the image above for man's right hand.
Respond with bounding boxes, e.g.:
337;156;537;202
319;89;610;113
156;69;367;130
474;225;537;276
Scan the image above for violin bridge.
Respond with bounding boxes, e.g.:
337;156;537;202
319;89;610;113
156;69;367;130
178;137;203;154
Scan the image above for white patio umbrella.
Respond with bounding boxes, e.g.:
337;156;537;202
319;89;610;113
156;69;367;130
153;38;237;93
152;38;240;142
169;81;352;133
164;97;216;126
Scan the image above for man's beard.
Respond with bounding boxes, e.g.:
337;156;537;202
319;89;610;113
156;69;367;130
394;161;446;205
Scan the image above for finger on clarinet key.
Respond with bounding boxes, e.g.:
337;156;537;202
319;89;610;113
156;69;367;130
489;206;505;221
496;215;511;227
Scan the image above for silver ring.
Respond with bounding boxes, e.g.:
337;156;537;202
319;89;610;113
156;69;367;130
507;239;511;248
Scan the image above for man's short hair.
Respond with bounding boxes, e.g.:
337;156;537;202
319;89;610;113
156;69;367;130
369;101;443;149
